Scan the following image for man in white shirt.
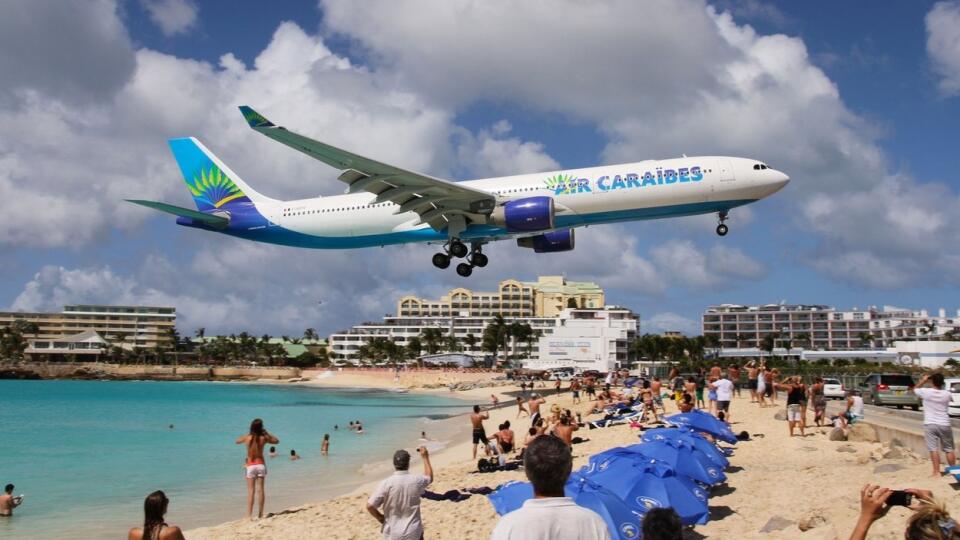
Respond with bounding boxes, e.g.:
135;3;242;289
366;447;433;540
490;436;611;540
914;373;957;477
710;375;736;422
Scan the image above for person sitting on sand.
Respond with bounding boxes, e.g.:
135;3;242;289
321;434;330;456
845;390;865;423
268;446;278;458
235;418;279;520
642;507;683;540
0;484;23;517
491;436;610;539
471;405;491;460
366;447;433;540
290;449;300;461
850;485;957;540
497;421;515;454
128;490;185;540
678;393;695;413
553;415;580;448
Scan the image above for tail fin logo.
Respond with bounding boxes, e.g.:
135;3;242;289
187;165;249;210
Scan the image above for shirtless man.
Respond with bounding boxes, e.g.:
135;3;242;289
709;364;722;380
570;378;582;404
235;418;279;520
684;377;697;406
553;415;580;447
470;405;491;459
516;396;529;418
528;393;546;427
0;484;23;517
650;377;664;412
747;361;759;403
728;364;742;397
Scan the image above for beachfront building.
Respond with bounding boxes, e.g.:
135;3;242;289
23;329;110;361
0;304;176;350
395;276;604;319
704;303;960;367
525;307;639;373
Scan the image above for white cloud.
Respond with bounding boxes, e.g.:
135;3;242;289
644;312;700;335
454;121;560;178
650;240;766;288
926;1;960;96
141;0;198;36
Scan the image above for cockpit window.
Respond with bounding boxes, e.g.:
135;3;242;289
753;164;760;170
760;164;768;169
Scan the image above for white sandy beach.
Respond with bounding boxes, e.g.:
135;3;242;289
188;373;960;539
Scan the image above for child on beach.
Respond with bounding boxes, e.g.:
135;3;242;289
516;396;529;418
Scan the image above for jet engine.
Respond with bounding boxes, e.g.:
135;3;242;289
491;196;554;232
517;229;575;253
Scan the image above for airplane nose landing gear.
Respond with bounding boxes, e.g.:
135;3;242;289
716;211;729;236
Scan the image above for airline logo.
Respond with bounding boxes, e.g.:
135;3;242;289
619;523;640;539
545;166;704;195
187;164;249;209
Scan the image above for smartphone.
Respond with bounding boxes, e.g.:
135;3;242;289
887;490;912;507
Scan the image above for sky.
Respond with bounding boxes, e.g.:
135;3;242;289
2;0;960;338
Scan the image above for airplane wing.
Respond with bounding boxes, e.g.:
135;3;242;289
238;106;496;232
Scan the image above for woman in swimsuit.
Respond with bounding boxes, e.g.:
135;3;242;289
321;434;330;456
128;491;185;540
235;418;279;520
640;380;658;423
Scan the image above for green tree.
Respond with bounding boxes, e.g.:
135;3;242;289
463;333;478;352
420;327;444;355
303;328;319;342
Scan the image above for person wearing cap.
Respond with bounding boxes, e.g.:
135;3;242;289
366;447;434;540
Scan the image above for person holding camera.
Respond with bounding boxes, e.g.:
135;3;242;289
851;484;957;540
0;484;23;516
915;373;957;477
366;446;433;540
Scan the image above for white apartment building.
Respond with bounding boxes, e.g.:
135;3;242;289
526;307;639;373
328;315;558;363
703;304;960;351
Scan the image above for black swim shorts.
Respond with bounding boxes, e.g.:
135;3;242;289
748;379;758;390
472;427;488;444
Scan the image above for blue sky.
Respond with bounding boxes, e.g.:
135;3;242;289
2;0;959;337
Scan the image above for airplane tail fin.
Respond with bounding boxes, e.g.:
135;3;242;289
167;137;274;211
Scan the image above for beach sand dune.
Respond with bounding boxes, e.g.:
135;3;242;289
188;377;959;539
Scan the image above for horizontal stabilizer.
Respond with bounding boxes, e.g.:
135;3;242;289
126;199;229;228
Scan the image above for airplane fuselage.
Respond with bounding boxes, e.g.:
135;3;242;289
210;155;788;249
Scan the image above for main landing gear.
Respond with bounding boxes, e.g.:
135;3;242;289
716;211;729;237
432;239;487;277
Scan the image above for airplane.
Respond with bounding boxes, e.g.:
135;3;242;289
128;106;789;277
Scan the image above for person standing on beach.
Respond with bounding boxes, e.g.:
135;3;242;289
650;377;664;412
570;378;582;404
694;370;706;409
711;374;735;422
490;436;610;540
553;415;580;448
235;418;279;520
528;393;546;427
366;447;433;540
471;405;491;460
914;373;957;476
810;378;827;427
128;490;185;540
728;364;741;398
516;396;530;418
778;377;806;437
746;361;759;403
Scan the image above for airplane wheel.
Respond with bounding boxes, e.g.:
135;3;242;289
456;263;473;277
449;241;468;258
473;253;489;267
716;224;728;236
432;253;450;269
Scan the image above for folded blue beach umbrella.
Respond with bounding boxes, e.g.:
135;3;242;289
487;480;534;515
665;410;738;444
624;440;726;486
641;427;730;469
565;472;644;540
582;456;710;525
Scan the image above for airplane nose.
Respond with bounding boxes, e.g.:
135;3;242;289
770;170;789;190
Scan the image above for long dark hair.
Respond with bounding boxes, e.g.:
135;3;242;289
249;418;265;451
142;490;168;540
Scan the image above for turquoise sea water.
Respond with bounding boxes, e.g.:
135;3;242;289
0;380;468;539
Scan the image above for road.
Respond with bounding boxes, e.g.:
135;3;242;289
824;399;960;431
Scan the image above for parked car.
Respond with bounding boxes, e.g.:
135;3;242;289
859;373;920;410
945;378;960;417
550;370;574;381
822;378;846;399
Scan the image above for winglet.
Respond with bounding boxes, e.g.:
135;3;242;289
238;105;274;128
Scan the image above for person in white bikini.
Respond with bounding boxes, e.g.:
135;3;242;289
235;418;279;520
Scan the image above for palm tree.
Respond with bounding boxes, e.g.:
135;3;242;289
919;322;938;341
858;332;874;349
303;328;319;342
463;333;477;353
794;333;810;350
406;336;423;361
420;327;444;355
760;332;777;364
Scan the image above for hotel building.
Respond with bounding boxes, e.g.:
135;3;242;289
702;304;960;350
0;304;177;350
